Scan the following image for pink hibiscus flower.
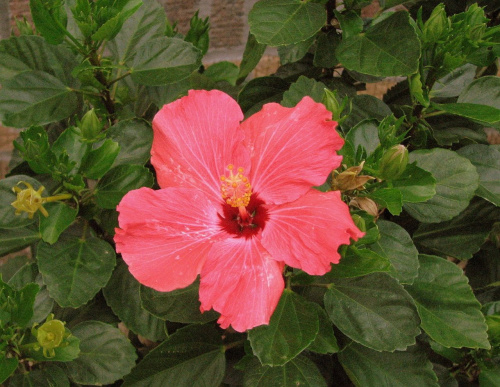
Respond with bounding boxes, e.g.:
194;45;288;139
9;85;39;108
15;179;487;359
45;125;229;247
114;90;363;332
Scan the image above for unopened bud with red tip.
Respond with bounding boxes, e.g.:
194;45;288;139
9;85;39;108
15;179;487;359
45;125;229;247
378;145;409;180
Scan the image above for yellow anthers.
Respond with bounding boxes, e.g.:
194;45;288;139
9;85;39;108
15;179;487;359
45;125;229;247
220;165;252;207
11;181;73;218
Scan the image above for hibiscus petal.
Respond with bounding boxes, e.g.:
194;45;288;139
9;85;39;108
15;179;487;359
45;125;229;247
242;97;344;204
199;237;284;332
261;190;364;275
152;89;250;201
114;187;225;291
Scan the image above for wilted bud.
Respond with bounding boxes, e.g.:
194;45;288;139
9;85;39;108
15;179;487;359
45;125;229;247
378;145;408;180
79;109;102;141
332;162;374;191
422;4;448;43
350;197;379;217
35;315;66;358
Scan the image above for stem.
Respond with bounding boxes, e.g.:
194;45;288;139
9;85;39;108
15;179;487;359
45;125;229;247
422;110;447;118
108;70;132;86
88;50;116;118
223;339;246;351
44;193;73;203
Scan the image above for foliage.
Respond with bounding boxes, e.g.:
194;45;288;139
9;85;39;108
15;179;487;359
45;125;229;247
0;0;499;385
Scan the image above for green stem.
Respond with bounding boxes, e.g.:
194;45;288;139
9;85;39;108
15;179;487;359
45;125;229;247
108;70;132;86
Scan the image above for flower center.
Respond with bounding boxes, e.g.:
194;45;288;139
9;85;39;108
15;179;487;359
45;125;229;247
220;165;252;208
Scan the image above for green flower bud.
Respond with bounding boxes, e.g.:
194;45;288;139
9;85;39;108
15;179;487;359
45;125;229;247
422;4;448;44
36;316;65;358
79;109;103;141
379;145;409;181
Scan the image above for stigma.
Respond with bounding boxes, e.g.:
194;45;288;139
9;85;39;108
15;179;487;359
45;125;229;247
220;164;252;208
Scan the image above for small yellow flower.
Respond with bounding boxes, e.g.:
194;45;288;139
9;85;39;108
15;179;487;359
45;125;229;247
11;181;72;219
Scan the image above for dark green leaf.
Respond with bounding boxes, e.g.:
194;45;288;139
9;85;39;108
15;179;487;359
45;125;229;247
106;119;153;167
458;76;500;112
248;0;325;46
324;273;420;351
405;255;490;349
369;188;403;215
4;280;39;327
414;199;500;260
327;247;391;279
430;64;476;99
95;165;154;209
278;36;315;65
369;220;419;284
91;0;142;41
39;202;77;244
0;175;43;229
343;96;392;130
313;31;340;68
131;37;202;86
281;76;326;107
37;234;116;308
404;148;479;223
63;321;137;385
479;368;500;387
108;0;166;64
335;10;363;39
431;102;500;127
336;12;420;76
248;290;319;366
237;33;267;84
338;343;439;387
103;261;166;341
8;365;69;387
203;61;239;85
52;127;88;174
237;76;289;116
27;334;80;362
123;324;224;387
140;281;218;323
308;304;339;354
80;139;120;179
392;163;436;204
0;71;78;128
0;357;18;384
457;144;500;206
0;226;41;256
345;119;380;156
243;355;327;387
29;0;67;44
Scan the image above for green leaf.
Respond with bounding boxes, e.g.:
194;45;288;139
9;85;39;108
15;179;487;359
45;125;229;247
277;36;315;65
1;279;39;328
248;0;325;46
52;127;88;174
430;64;476;99
327;247;391;279
457;144;500;206
479;368;500;387
108;0;166;64
431;102;500;127
91;0;142;41
336;11;420;76
80;139;120;179
458;76;500;112
0;357;18;384
248;290;319;366
203;61;239;86
37;234;116;308
0;35;78;84
103;261;166;341
313;31;340;68
39;202;77;244
106;119;153;167
0;71;78;128
29;0;67;44
95;165;154;209
0;175;43;229
63;321;137;385
324;273;420;351
343;96;392;130
414;199;500;260
335;10;363;39
0;227;41;256
27;334;80;362
237;76;289;116
308;304;340;354
131;37;202;86
123;324;224;387
8;365;69;387
243;355;327;387
392;163;437;204
405;255;490;349
281;76;326;107
345;119;380;156
369;220;420;285
404;148;479;223
338;343;439;387
369;188;403;215
237;33;267;84
140;281;218;324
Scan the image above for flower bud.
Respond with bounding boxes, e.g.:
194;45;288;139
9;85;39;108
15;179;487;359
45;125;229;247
378;145;408;181
350;197;379;217
80;109;102;141
333;162;374;191
36;316;65;358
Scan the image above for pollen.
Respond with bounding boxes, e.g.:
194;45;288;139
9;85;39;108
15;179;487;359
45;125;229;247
220;164;252;207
